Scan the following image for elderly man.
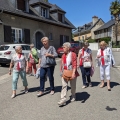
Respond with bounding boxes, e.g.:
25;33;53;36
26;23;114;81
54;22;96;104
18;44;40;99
58;42;79;106
9;45;28;98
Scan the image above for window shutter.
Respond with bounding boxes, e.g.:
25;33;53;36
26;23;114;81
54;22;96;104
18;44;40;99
24;29;30;44
17;0;25;11
66;36;69;42
60;35;63;46
4;25;12;42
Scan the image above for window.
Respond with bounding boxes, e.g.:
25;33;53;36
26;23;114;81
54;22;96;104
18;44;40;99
60;35;69;46
41;7;47;17
58;13;63;22
49;33;53;40
0;46;9;51
82;36;84;40
17;0;25;11
12;28;23;43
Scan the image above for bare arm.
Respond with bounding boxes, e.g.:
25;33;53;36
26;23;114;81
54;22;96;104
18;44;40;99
9;62;13;75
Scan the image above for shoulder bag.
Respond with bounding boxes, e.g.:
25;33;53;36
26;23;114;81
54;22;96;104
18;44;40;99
46;46;56;65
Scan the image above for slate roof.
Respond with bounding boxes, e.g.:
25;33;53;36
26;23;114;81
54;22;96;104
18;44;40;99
73;19;103;36
95;19;115;31
0;0;75;29
29;0;51;8
0;19;2;24
50;4;66;13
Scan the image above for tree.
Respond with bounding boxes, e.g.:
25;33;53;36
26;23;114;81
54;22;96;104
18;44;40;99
110;0;120;45
43;0;48;2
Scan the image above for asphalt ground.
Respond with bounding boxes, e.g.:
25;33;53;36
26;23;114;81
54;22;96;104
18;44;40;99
0;51;120;120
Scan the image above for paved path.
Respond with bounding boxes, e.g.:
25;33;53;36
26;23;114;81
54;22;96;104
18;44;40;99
0;51;120;120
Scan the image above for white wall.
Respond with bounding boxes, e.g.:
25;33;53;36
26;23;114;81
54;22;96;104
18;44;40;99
89;43;99;50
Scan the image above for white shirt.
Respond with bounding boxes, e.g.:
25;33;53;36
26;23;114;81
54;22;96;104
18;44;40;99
97;47;115;66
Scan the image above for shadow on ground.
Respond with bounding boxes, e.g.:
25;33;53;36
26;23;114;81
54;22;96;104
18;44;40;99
106;106;117;111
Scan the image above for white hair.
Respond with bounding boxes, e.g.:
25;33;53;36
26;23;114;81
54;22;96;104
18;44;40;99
63;42;71;48
41;37;49;42
15;45;22;50
30;43;34;48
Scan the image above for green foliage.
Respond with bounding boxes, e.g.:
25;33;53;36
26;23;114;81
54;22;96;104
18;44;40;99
100;37;111;44
112;41;120;48
110;0;120;16
88;39;96;43
43;0;48;2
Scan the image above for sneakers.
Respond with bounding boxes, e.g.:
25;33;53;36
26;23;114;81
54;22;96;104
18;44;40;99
58;100;66;106
11;94;16;99
82;85;87;89
89;83;92;87
37;92;44;97
50;91;54;95
70;96;76;102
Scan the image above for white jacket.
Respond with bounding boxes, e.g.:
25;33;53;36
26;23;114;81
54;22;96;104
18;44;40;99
96;47;115;66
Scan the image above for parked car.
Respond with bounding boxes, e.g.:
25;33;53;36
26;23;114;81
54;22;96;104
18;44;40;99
57;42;81;57
0;44;40;66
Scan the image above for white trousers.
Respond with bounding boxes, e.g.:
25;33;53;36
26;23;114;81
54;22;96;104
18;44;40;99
100;65;111;80
61;77;77;101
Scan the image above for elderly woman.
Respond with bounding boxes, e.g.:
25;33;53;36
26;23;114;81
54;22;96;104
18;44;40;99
28;44;38;76
9;45;28;98
77;41;93;88
58;42;79;106
96;41;115;91
37;37;58;97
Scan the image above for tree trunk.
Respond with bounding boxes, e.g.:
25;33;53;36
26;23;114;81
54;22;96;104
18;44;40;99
115;15;119;45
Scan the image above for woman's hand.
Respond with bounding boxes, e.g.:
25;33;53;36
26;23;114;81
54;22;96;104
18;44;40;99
71;72;75;79
26;66;29;73
97;55;101;58
9;71;11;75
45;53;53;57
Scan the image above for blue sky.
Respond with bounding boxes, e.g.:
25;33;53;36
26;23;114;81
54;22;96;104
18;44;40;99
49;0;114;27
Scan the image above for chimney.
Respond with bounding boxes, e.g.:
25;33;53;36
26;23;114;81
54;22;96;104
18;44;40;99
92;16;98;25
25;0;29;12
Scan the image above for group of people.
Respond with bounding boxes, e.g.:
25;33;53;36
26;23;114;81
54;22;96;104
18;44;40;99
9;36;115;106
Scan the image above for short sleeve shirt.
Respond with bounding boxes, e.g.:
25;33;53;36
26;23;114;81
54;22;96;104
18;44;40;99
39;46;58;68
79;48;92;63
11;53;27;72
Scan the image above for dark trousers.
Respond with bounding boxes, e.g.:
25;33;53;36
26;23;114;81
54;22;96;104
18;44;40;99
80;66;91;86
40;66;55;92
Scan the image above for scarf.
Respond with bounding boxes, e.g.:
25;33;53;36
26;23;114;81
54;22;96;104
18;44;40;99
17;53;22;71
63;52;72;70
101;49;105;66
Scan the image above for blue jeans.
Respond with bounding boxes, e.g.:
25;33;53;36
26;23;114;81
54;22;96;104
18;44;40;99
80;66;91;86
12;70;28;90
40;66;55;92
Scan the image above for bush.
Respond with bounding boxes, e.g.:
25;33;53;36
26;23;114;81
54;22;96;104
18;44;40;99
88;39;96;43
100;37;111;44
112;42;120;48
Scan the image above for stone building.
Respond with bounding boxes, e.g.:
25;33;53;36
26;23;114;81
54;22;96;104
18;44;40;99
0;0;75;49
73;16;104;41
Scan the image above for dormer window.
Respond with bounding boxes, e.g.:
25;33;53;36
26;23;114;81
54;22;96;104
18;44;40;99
58;13;62;22
41;7;47;18
17;0;25;11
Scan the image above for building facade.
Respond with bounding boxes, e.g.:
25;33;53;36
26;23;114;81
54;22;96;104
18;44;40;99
94;19;120;42
0;0;75;49
73;16;104;41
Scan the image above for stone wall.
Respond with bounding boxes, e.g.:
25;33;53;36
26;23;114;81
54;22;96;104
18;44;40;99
0;13;71;49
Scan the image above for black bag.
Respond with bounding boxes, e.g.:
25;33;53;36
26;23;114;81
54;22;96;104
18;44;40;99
46;57;56;65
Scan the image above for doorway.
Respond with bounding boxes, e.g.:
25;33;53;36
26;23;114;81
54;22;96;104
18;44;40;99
35;31;44;50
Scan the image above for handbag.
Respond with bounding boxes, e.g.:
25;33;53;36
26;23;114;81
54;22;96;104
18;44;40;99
46;46;56;65
83;61;91;68
46;57;56;65
62;69;73;81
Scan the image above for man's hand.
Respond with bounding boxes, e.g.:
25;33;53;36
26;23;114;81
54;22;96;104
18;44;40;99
45;53;53;57
97;55;101;58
